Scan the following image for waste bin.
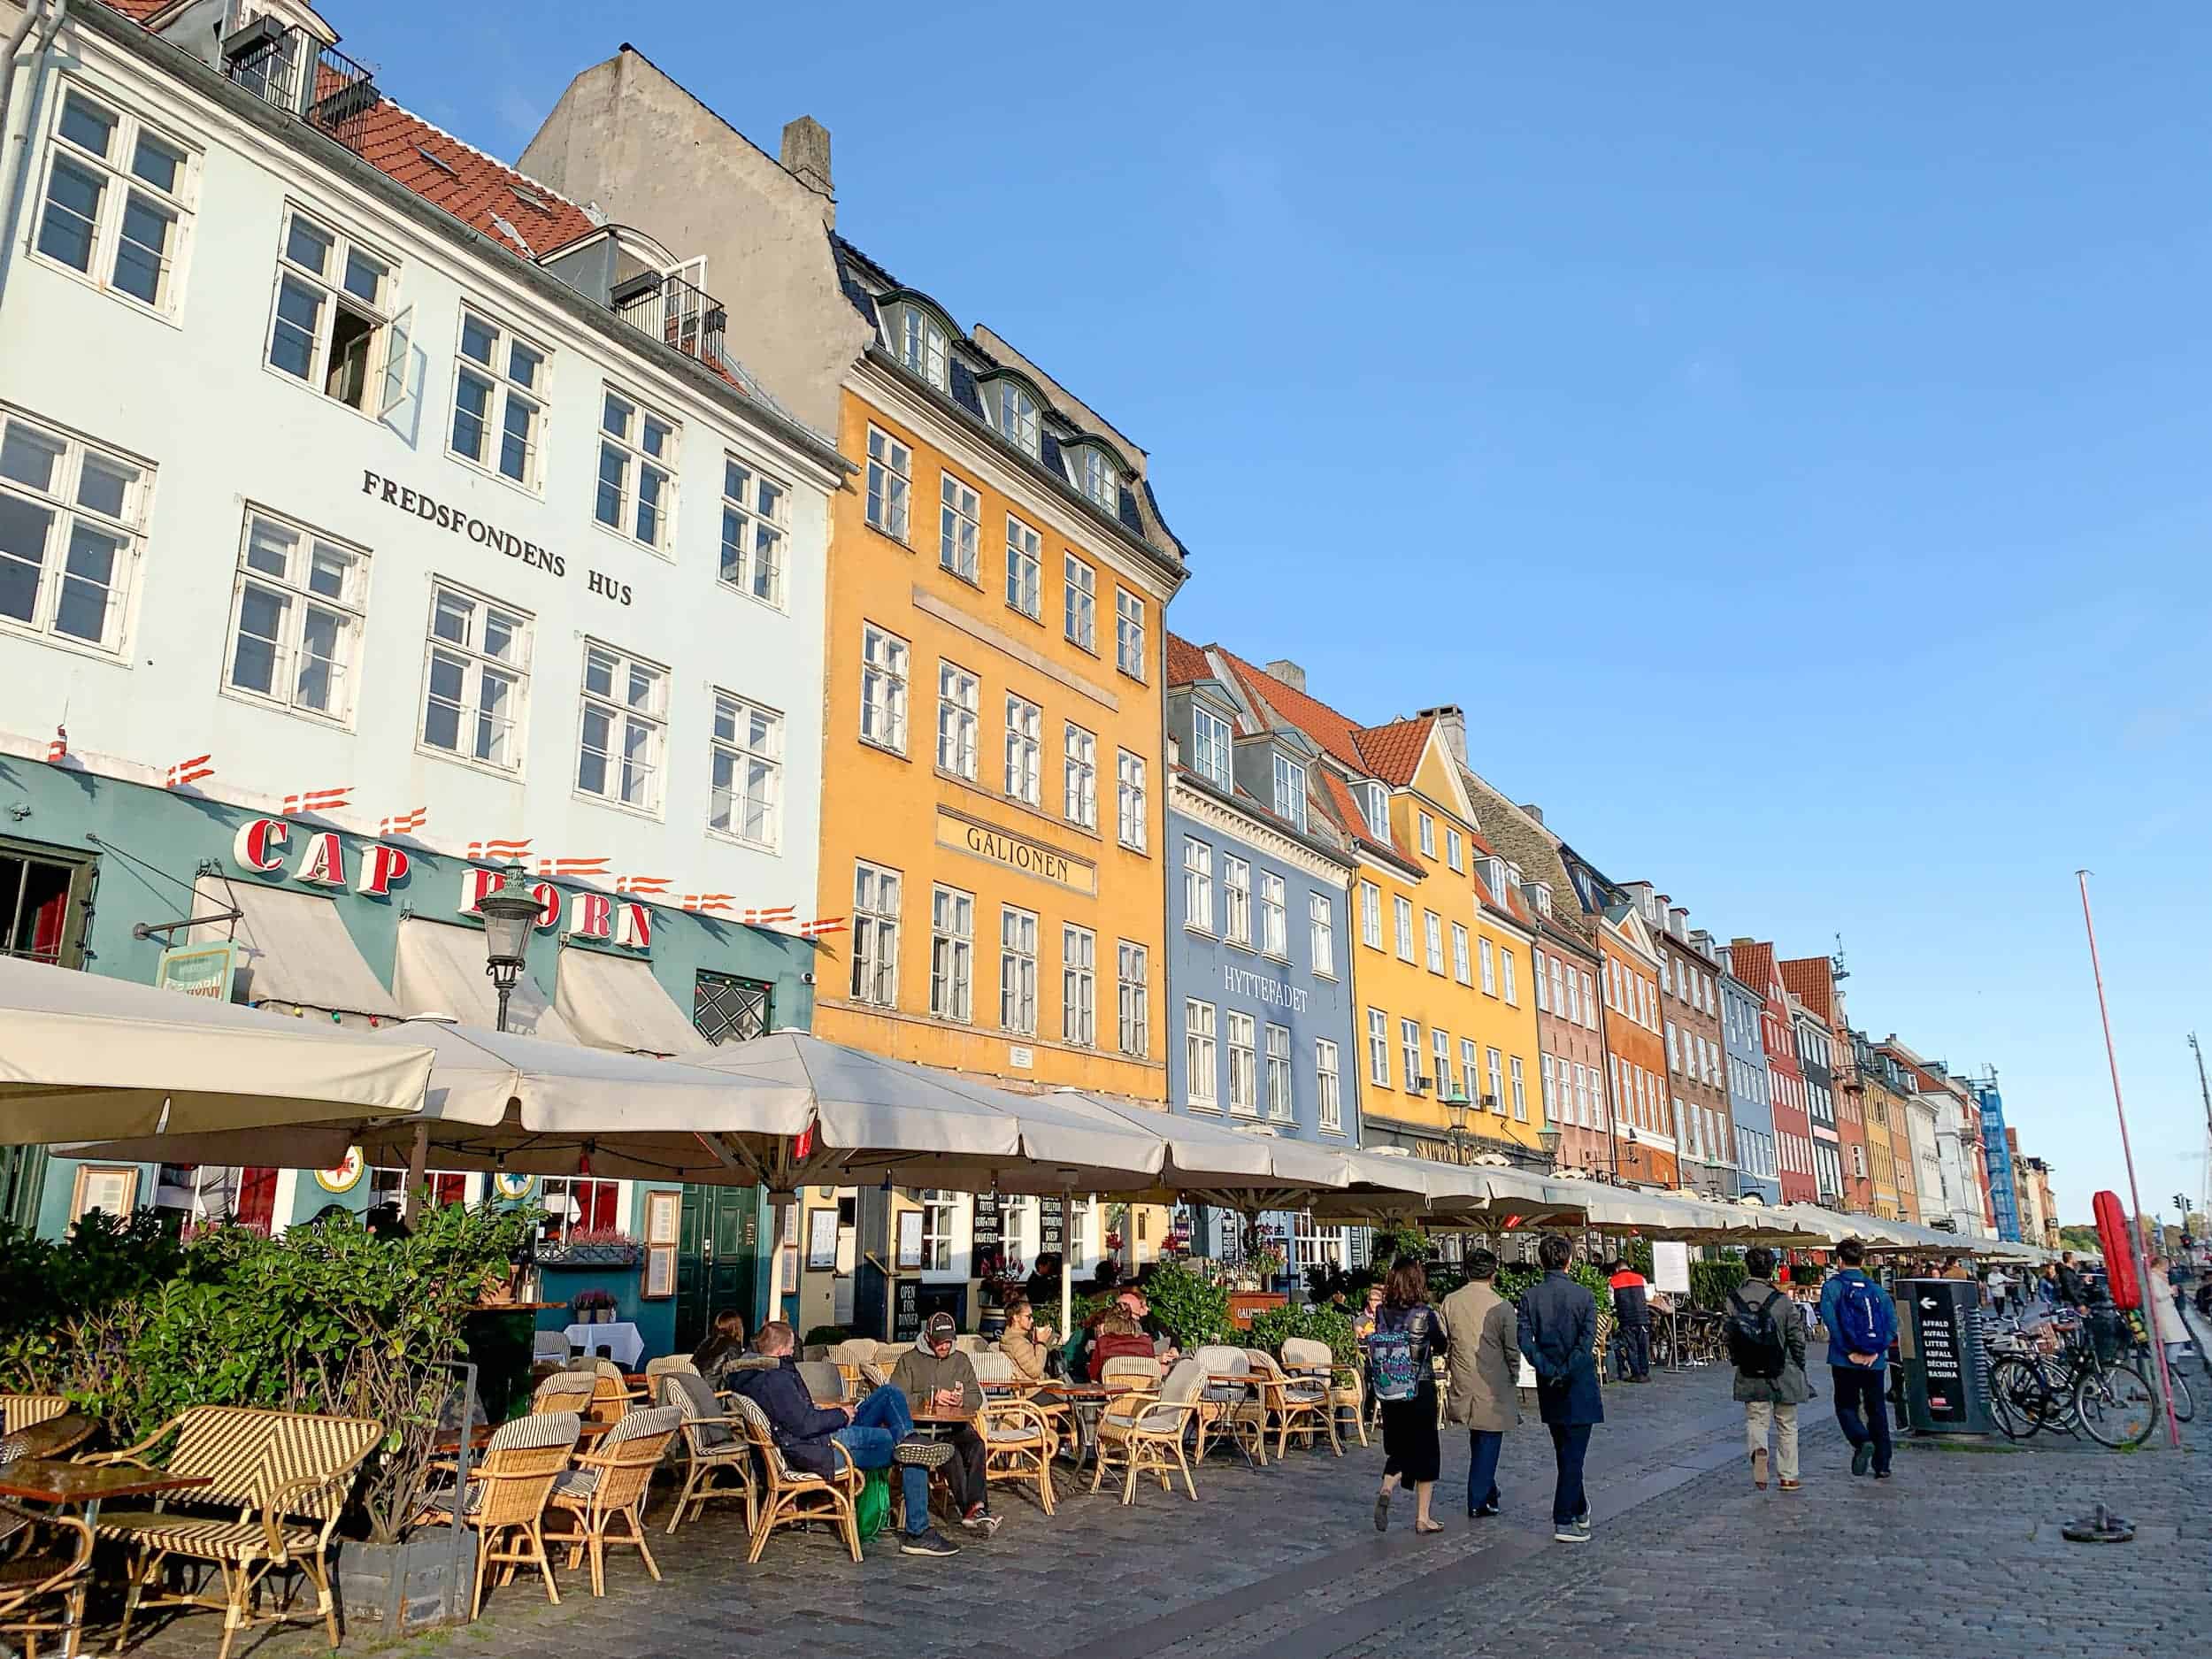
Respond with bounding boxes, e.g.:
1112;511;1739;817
1896;1277;1996;1434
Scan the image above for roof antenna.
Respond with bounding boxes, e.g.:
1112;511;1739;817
1831;933;1849;982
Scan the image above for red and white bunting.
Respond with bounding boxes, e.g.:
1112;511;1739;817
741;905;798;926
536;856;611;878
165;753;214;789
614;874;671;896
796;916;849;939
465;838;532;862
44;725;66;764
280;786;351;817
378;807;429;838
680;894;737;913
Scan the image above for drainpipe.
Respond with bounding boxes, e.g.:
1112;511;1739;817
0;0;62;305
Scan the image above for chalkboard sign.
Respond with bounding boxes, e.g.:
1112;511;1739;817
1039;1195;1065;1252
894;1279;921;1342
972;1194;1004;1279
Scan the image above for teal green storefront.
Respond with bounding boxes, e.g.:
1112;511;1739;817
0;757;813;1362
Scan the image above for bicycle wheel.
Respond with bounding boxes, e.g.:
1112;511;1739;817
1987;1355;2050;1440
2076;1359;2156;1449
2167;1363;2194;1425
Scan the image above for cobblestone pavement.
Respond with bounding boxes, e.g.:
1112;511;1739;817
110;1355;2208;1659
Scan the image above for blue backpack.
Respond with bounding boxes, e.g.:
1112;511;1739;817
1832;1276;1891;1357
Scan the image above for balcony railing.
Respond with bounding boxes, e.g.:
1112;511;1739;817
611;271;729;370
222;20;380;157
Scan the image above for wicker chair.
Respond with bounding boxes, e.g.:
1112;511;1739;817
543;1404;680;1597
1191;1345;1266;1466
1098;1354;1164;1390
968;1353;1056;1516
0;1398;67;1437
1090;1358;1203;1505
643;1356;698;1384
532;1331;574;1369
533;1370;597;1418
0;1414;96;1659
91;1406;380;1659
1245;1348;1340;1458
729;1394;861;1565
658;1373;756;1535
584;1359;639;1425
828;1339;879;1401
412;1410;580;1619
1282;1335;1367;1448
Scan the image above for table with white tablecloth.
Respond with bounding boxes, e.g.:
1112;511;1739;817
563;1321;643;1368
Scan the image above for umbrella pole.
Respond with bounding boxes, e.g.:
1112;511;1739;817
403;1124;429;1219
1060;1187;1073;1351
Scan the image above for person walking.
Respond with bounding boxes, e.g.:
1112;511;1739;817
1816;1238;1898;1479
2146;1256;2192;1370
1985;1264;2012;1320
1518;1234;1602;1543
1440;1248;1519;1518
1367;1256;1447;1534
1606;1258;1652;1383
1725;1247;1809;1492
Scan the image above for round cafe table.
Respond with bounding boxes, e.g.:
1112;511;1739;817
0;1460;212;1656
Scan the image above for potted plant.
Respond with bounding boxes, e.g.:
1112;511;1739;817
572;1288;618;1325
538;1227;638;1268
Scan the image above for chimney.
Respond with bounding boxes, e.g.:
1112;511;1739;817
780;116;834;208
1519;803;1544;825
1263;659;1307;693
1417;705;1466;765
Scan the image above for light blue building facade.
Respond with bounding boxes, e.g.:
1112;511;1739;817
1717;960;1781;1203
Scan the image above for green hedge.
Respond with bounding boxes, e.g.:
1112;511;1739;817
1245;1303;1359;1364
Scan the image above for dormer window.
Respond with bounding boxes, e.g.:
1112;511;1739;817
1356;780;1388;839
991;381;1040;457
1532;882;1554;918
893;306;948;390
1482;856;1509;902
1272;753;1307;832
1075;446;1120;511
1191;702;1232;791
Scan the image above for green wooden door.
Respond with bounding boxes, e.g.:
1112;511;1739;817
674;1185;762;1352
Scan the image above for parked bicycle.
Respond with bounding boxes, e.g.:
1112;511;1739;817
1986;1309;2157;1448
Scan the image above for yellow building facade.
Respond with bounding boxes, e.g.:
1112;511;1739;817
810;258;1187;1103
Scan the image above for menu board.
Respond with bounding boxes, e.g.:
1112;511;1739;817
1039;1195;1065;1253
893;1279;922;1342
972;1193;1004;1276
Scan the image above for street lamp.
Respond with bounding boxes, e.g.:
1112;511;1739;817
477;864;542;1034
1538;1128;1563;1171
1442;1088;1471;1165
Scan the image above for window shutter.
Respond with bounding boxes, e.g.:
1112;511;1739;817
380;303;415;426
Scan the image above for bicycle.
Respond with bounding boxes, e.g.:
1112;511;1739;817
1986;1311;2155;1448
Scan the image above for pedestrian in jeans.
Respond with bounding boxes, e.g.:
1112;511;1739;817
1517;1233;1602;1543
1726;1247;1809;1492
1606;1259;1652;1382
1816;1238;1898;1479
1440;1248;1519;1518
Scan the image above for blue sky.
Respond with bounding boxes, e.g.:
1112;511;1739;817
346;2;2212;1227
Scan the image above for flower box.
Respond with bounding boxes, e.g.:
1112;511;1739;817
536;1241;639;1268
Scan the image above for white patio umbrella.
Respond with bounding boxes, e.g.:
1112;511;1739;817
0;954;434;1143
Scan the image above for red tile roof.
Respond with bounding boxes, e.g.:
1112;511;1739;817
104;0;169;19
1353;717;1432;788
1778;957;1836;1024
1214;649;1371;775
1731;940;1778;999
1164;633;1214;689
350;102;599;257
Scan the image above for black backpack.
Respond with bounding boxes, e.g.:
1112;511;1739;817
1724;1288;1788;1380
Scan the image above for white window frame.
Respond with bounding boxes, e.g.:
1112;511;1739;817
864;426;914;542
1310;891;1335;978
1501;949;1518;1006
1401;1018;1424;1094
851;862;902;1008
1192;703;1233;789
1451;923;1471;985
1226;1010;1258;1117
939;472;980;583
1004;513;1041;618
1511;1056;1528;1122
720;452;789;607
1062;925;1096;1048
1064;554;1095;649
895;307;949;389
265;203;396;411
222;503;366;725
994;381;1041;455
1446;828;1463;872
1357;781;1389;838
1117;941;1148;1057
1316;1040;1342;1133
929;884;973;1023
1487;1048;1505;1112
1186;1000;1218;1106
1417;812;1436;856
1394;895;1415;962
1367;1008;1390;1088
1183;837;1215;933
1076;445;1119;511
1259;871;1287;959
1265;1023;1293;1120
418;580;529;773
1114;588;1147;680
1223;856;1252;947
1359;880;1381;949
1479;935;1497;995
1424;910;1444;974
1117;749;1148;851
1003;693;1041;805
0;409;147;659
999;905;1038;1034
1433;1029;1453;1097
449;305;548;490
936;661;979;780
34;82;196;317
1533;948;1549;1011
708;690;781;849
1540;1053;1558;1120
1461;1038;1480;1105
574;640;668;814
1063;721;1098;828
860;623;910;753
593;386;678;551
1272;753;1307;831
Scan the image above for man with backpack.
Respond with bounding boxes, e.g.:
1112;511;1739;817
1816;1238;1898;1479
1727;1247;1809;1491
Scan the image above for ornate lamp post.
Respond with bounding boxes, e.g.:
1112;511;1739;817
477;865;542;1034
1442;1087;1471;1166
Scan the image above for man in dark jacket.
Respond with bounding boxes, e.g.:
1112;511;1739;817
1607;1259;1652;1382
1517;1234;1603;1544
889;1313;995;1535
733;1322;960;1556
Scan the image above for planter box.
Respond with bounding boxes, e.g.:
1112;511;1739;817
1227;1291;1288;1329
336;1531;476;1633
536;1242;638;1268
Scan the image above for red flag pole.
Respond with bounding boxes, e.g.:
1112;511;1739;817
2075;869;2181;1448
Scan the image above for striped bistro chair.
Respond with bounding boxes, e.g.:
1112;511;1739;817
412;1410;580;1619
532;1331;574;1369
969;1353;1056;1516
0;1414;97;1659
1091;1358;1204;1506
856;1362;893;1394
729;1394;861;1565
1283;1335;1366;1448
643;1356;698;1386
533;1370;598;1418
658;1373;756;1535
0;1398;67;1437
828;1339;879;1400
586;1359;639;1425
1192;1345;1265;1467
543;1404;680;1597
1098;1354;1164;1391
90;1406;380;1659
1247;1348;1340;1459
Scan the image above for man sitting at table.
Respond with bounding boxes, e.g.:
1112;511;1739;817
733;1322;961;1557
890;1312;996;1536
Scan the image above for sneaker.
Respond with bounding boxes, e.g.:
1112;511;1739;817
960;1506;1001;1535
895;1438;955;1470
901;1528;961;1556
1554;1525;1590;1543
1851;1442;1874;1478
1873;1469;1893;1481
1471;1502;1501;1518
1778;1479;1802;1493
1573;1516;1592;1535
